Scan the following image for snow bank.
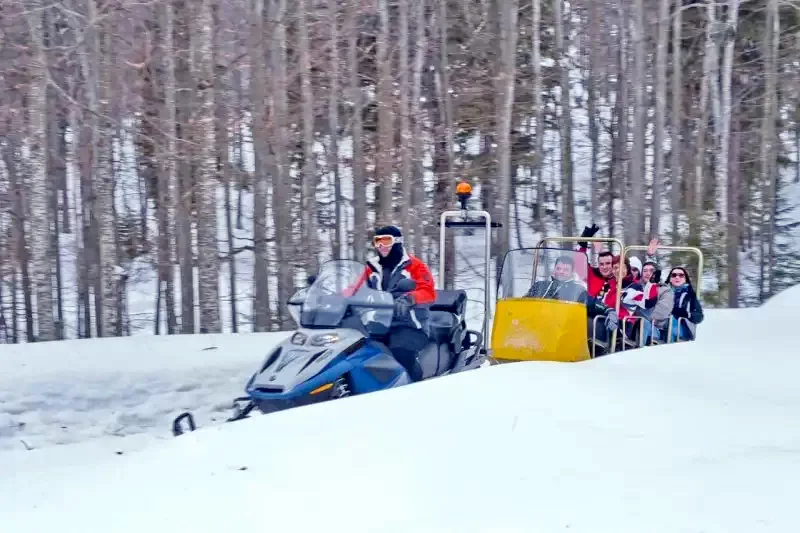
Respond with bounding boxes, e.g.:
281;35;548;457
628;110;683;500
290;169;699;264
1;286;798;532
0;332;289;451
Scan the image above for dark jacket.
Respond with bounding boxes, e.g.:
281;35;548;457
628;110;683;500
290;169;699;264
666;267;704;338
526;278;587;303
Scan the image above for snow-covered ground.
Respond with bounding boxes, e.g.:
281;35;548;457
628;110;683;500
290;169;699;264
0;332;289;451
1;286;798;532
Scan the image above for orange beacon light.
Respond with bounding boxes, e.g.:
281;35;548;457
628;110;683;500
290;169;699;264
456;181;472;210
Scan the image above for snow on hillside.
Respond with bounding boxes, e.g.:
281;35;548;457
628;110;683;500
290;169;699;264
0;331;289;451
1;285;798;532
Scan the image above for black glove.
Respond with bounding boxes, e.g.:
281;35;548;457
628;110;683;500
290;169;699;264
578;224;600;249
673;307;688;319
393;294;414;317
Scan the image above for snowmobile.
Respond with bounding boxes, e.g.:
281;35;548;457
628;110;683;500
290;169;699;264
171;258;486;436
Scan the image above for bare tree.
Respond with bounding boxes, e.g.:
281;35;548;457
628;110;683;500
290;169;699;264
376;0;394;223
670;0;683;242
555;0;574;237
298;0;319;274
251;0;271;331
192;0;221;333
23;1;56;341
495;0;519;265
651;0;670;239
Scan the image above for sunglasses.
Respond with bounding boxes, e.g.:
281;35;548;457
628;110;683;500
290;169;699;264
671;271;686;278
373;235;403;247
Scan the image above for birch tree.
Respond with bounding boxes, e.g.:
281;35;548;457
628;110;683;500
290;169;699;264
298;0;319;274
251;0;271;331
376;0;394;223
23;1;56;341
192;0;221;333
651;0;670;238
629;0;646;243
495;0;519;263
555;0;574;237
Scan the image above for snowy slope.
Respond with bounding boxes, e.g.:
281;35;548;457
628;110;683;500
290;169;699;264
0;332;289;451
1;286;799;532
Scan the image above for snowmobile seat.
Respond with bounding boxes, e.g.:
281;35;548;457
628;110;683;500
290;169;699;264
428;310;457;345
429;289;467;317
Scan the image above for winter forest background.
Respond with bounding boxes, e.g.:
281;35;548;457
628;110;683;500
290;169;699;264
1;0;799;343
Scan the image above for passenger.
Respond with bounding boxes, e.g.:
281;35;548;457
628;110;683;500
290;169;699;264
610;257;648;343
576;224;616;299
586;292;619;355
526;255;587;302
665;266;704;341
640;260;674;343
629;256;643;282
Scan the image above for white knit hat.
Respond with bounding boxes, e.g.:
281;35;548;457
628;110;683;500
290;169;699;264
629;256;643;274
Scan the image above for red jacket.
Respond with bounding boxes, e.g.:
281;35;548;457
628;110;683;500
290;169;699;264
346;252;436;331
578;247;617;299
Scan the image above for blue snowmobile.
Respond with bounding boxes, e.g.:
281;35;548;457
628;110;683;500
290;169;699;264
171;186;497;436
172;259;485;436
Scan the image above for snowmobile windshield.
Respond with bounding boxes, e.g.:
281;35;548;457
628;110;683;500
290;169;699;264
301;259;394;330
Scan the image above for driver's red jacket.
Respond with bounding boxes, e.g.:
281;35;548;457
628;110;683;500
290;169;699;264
344;252;436;331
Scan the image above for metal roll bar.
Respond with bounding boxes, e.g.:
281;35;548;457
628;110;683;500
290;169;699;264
533;236;625;356
622;245;704;293
439;209;500;349
622;244;704;345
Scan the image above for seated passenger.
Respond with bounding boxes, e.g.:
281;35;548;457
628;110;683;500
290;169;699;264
585;292;619;356
525;255;587;302
640;260;674;343
576;224;617;298
629;256;643;282
610;257;647;343
664;266;704;341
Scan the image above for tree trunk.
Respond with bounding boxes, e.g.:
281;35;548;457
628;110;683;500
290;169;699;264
692;7;714;241
24;1;56;341
410;0;427;254
298;0;319;274
670;0;683;243
586;0;600;228
328;0;343;259
251;0;271;331
376;0;394;223
175;0;196;333
719;0;741;303
651;0;669;240
437;0;456;287
3;138;35;342
213;0;237;332
192;0;221;333
91;5;120;337
399;0;413;241
494;0;518;269
762;0;778;297
271;0;293;328
555;0;574;238
532;0;545;232
629;0;646;243
159;0;178;334
348;6;366;261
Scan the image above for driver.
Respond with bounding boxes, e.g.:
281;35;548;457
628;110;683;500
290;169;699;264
525;255;587;302
350;225;436;382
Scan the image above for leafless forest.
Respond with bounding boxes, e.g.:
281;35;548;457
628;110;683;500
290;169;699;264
1;0;799;342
